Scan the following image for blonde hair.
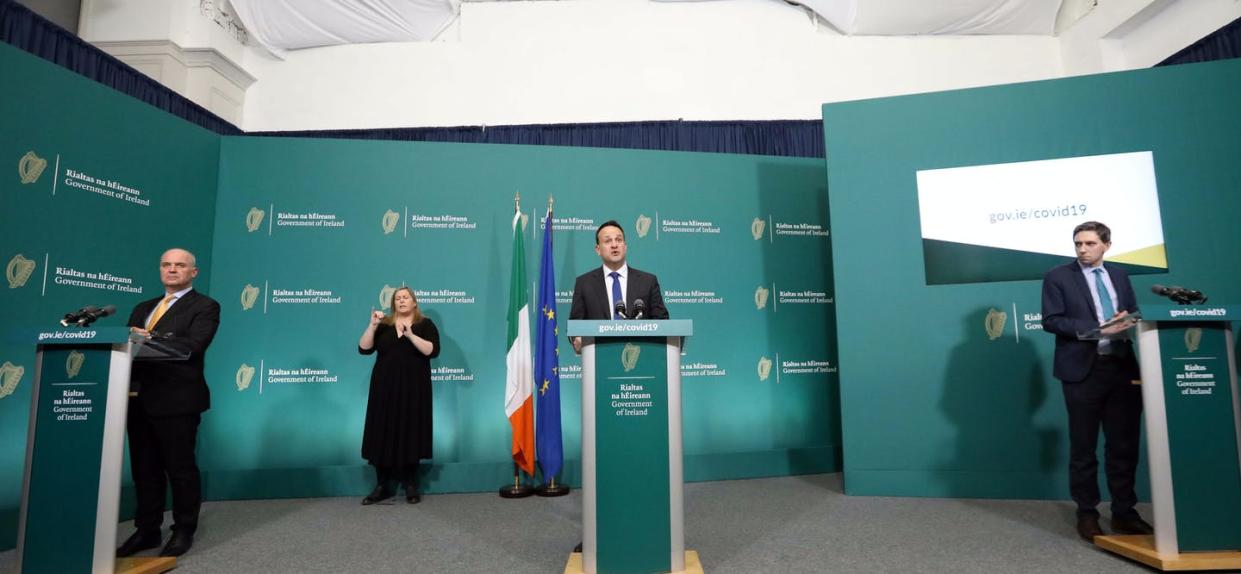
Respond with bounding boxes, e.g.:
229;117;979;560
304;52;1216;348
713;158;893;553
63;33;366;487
382;286;424;325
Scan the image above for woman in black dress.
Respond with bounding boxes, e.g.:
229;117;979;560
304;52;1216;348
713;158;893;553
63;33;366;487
357;286;439;504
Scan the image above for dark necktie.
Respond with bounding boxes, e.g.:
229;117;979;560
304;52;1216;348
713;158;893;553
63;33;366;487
610;271;623;319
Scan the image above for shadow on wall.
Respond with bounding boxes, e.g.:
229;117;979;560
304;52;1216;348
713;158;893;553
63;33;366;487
256;355;353;494
938;305;1059;499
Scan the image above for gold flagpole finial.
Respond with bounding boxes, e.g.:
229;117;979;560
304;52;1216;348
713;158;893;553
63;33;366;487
514;192;521;213
547;195;554;214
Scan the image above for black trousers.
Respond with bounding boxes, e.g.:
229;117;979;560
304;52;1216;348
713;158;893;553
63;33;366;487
1061;355;1143;518
127;401;202;533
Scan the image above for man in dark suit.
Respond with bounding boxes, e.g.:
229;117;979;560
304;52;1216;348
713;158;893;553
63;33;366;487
570;220;668;353
1041;221;1151;541
116;248;220;558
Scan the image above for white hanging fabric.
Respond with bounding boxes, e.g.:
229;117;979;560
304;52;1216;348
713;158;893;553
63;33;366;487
229;0;461;55
793;0;1061;35
649;0;1062;36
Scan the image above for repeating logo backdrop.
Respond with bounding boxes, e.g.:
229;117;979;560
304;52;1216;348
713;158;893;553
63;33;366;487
0;43;220;548
208;137;838;494
0;40;837;544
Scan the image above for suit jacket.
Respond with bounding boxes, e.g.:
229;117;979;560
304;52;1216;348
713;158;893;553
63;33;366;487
127;289;221;417
569;266;669;321
1041;261;1140;383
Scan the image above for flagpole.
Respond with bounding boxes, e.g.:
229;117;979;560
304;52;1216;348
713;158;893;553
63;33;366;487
499;462;533;499
500;191;535;499
536;194;569;497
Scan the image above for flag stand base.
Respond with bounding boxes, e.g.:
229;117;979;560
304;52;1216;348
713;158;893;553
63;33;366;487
498;484;534;498
536;483;571;497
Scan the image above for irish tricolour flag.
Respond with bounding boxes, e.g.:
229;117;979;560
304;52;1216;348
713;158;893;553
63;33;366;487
505;210;535;476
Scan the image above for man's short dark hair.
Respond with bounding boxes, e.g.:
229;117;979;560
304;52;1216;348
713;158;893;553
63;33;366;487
1073;221;1111;244
595;220;625;245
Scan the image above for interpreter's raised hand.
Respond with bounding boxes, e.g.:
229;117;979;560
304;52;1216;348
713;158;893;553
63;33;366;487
369;309;384;327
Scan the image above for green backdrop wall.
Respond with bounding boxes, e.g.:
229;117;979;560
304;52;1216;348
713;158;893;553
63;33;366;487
0;43;220;548
204;136;839;499
0;42;839;549
824;58;1241;498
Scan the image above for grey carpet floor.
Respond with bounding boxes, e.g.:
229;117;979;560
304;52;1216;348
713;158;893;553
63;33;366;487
1;473;1161;573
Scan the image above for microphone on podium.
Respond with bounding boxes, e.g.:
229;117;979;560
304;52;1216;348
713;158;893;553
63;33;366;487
60;305;99;327
1151;284;1208;305
632;299;646;320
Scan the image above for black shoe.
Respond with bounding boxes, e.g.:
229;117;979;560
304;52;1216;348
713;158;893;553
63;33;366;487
403;482;421;504
1112;514;1154;535
1076;515;1104;541
117;529;161;557
160;530;193;557
362;485;394;505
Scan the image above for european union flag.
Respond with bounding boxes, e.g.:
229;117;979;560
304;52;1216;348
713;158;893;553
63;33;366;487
535;208;563;482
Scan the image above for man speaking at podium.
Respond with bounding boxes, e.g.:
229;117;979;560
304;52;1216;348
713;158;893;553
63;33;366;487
570;220;668;353
1041;221;1151;541
117;248;221;558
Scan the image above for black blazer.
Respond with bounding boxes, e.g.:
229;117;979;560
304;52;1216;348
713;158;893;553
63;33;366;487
127;289;221;417
1041;261;1140;383
569;266;669;321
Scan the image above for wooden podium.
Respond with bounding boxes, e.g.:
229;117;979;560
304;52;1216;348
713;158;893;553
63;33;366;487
1095;305;1241;570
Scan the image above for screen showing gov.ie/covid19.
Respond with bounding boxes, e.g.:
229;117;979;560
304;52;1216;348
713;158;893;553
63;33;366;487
916;151;1167;285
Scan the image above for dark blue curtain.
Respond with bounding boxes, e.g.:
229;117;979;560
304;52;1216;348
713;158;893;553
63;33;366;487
1158;16;1241;66
250;120;826;158
0;0;241;135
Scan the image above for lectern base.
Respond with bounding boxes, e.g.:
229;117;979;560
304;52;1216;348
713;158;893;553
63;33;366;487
563;550;702;574
117;556;177;574
1096;535;1241;571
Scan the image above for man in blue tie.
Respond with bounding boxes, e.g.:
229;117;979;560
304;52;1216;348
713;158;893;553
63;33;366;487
569;220;669;353
1042;221;1150;542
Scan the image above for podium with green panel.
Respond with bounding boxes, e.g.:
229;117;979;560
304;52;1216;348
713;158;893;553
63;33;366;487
566;319;699;574
16;327;177;574
1096;305;1241;571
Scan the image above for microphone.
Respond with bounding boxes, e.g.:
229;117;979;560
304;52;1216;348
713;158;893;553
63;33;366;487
632;299;646;320
75;304;116;327
61;305;99;327
1151;284;1208;305
614;300;628;320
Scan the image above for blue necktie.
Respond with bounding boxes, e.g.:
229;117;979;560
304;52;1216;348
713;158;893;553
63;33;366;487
609;271;623;319
1093;268;1115;318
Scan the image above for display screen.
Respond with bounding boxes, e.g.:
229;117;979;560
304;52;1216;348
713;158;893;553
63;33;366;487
916;151;1167;285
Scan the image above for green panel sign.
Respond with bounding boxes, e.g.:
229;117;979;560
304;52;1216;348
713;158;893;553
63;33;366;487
205;136;838;498
594;338;670;574
825;57;1241;499
21;345;113;573
1;43;220;549
1158;323;1241;551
